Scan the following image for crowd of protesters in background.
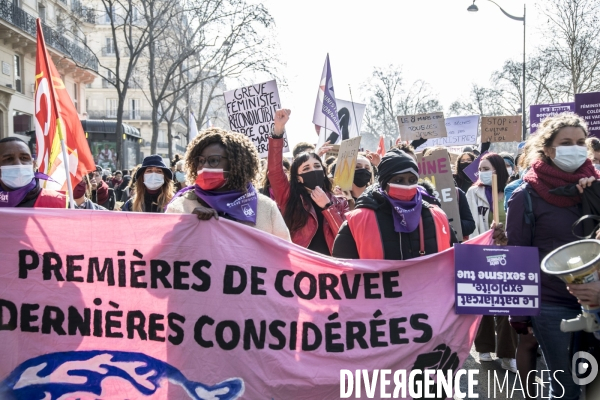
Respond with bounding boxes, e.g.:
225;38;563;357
1;109;600;399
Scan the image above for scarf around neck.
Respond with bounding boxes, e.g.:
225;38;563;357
380;187;423;233
524;159;600;208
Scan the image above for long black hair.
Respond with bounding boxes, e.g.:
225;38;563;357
475;152;509;193
283;152;332;234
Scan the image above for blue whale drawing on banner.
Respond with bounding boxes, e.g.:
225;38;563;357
0;350;244;400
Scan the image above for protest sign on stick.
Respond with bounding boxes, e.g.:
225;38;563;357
575;92;600;138
455;244;540;316
414;115;479;151
224;80;288;157
333;136;362;190
417;149;463;241
480;116;522;143
397;112;447;142
529;102;574;134
0;208;484;399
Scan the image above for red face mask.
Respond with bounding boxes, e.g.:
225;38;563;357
388;183;418;201
195;168;227;191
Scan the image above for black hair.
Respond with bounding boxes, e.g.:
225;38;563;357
283;152;332;234
0;136;28;145
476;152;509;193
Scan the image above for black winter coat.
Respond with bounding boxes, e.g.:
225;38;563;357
332;185;457;260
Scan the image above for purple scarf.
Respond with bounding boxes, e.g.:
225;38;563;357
169;183;258;224
0;173;55;207
0;179;37;207
380;187;423;233
484;185;494;214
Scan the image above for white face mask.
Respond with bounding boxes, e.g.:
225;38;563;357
0;165;35;189
479;170;493;186
594;164;600;171
506;167;513;176
552;145;588;173
143;172;164;190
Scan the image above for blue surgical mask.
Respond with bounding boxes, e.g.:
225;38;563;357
143;173;164;190
479;170;493;186
0;165;35;189
175;171;186;183
553;145;588;173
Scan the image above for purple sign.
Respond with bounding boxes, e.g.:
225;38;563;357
530;102;575;134
462;151;488;183
575;92;600;138
455;244;540;316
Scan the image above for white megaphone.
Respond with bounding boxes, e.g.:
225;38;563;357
541;239;600;338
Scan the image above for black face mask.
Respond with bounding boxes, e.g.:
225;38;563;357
353;169;372;188
458;162;471;171
299;170;325;190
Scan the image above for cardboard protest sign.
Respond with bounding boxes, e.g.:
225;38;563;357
333;136;362;190
417;149;464;241
0;208;484;399
397;112;447;142
325;144;340;159
224;80;289;157
415;115;479;151
575;92;600;138
529;102;574;134
455;244;540;316
480;116;522;143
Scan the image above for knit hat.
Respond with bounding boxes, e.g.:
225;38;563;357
135;155;173;180
377;149;419;188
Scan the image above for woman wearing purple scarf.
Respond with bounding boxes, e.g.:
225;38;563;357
332;149;457;260
165;128;290;242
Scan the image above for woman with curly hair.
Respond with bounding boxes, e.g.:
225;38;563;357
506;113;600;400
268;109;348;255
122;155;174;213
166;127;290;241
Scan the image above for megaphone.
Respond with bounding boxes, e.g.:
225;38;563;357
541;239;600;338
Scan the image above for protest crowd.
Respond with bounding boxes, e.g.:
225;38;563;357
2;106;600;399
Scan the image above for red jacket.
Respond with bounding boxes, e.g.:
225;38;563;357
33;189;67;208
267;137;348;253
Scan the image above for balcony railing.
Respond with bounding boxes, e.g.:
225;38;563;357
71;1;95;24
0;0;98;72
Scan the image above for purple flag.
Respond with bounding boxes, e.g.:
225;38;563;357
455;243;540;316
463;151;488;183
312;54;340;134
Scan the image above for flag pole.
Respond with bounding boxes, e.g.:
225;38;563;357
348;84;360;138
37;19;75;209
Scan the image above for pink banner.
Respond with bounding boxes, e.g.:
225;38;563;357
0;209;488;399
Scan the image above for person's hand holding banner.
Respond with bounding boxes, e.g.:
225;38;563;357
192;205;219;220
273;109;291;137
490;221;508;246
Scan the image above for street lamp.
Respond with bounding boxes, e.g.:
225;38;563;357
467;0;526;141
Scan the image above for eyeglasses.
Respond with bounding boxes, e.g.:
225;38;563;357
195;155;228;168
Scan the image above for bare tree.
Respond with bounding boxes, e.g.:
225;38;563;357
361;65;441;144
540;0;600;97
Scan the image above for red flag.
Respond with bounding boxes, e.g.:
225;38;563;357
34;19;95;192
376;136;386;157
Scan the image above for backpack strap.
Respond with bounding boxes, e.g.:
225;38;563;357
419;216;425;256
522;183;536;244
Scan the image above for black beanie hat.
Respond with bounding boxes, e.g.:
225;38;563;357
377;149;419;188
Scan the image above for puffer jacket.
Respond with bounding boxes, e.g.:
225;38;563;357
268;136;348;253
332;185;457;260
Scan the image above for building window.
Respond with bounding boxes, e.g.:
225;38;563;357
103;5;115;23
13;55;22;93
104;37;115;55
73;83;78;112
129;98;140;119
102;70;114;88
13;112;31;134
107;99;118;118
38;3;46;21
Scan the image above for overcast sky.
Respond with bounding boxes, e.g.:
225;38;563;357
249;0;546;150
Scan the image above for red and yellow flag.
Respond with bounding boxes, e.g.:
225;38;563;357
34;19;95;191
